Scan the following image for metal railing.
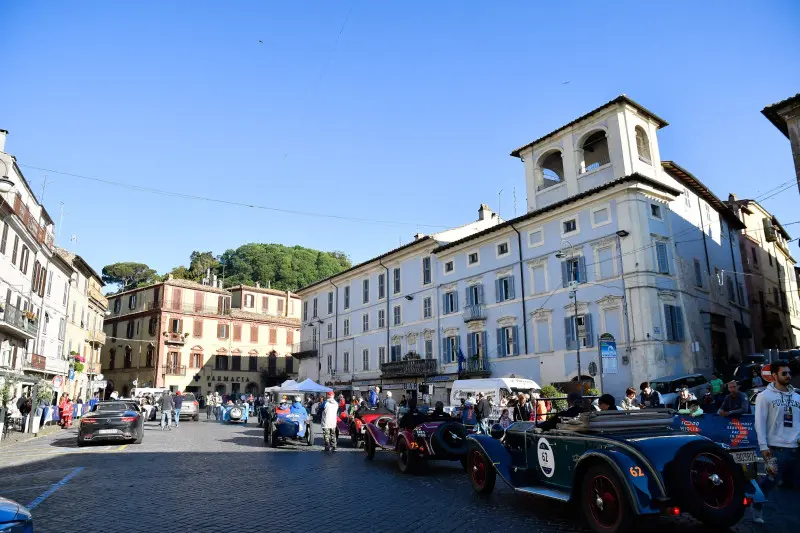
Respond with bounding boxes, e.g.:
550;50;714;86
380;358;438;378
460;356;490;376
154;300;231;316
0;304;39;337
291;340;318;357
463;304;486;322
163;331;187;343
26;353;46;371
165;364;187;376
86;330;106;345
580;157;611;174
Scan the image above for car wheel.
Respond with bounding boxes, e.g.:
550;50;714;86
133;431;143;444
467;445;496;495
365;434;376;460
306;427;314;447
77;436;87;447
671;441;745;527
193;415;199;421
396;438;418;474
581;464;633;533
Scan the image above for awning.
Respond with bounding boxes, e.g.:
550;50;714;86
735;321;752;339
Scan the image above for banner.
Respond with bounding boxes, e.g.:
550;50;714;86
671;414;757;448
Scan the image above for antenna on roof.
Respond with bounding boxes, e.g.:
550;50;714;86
498;189;503;223
513;187;517;218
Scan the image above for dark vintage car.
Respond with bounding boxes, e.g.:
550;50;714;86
336;405;395;447
466;409;764;533
0;497;33;533
263;403;313;447
78;401;144;446
364;409;471;473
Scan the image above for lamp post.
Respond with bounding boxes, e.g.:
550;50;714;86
555;239;582;390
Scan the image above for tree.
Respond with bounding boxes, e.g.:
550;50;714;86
101;262;159;292
188;251;220;281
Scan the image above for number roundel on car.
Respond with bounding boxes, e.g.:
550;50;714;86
537;438;555;478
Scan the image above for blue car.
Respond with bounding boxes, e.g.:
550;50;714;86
220;403;249;423
0;497;33;533
264;403;313;447
466;408;763;533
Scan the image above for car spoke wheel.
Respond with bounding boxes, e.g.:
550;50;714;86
397;439;417;474
689;453;735;509
467;447;496;495
581;465;631;533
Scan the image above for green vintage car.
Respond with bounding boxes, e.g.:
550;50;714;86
466;409;764;533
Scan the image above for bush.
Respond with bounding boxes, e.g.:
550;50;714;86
540;384;567;411
587;387;601;397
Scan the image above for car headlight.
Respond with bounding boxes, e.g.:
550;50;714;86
413;429;426;438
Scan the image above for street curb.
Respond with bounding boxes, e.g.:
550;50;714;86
0;424;63;449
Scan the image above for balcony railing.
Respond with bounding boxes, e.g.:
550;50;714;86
580;157;611;174
88;285;108;308
11;192;53;251
291;340;318;359
0;305;39;338
380;358;438;378
85;362;102;375
27;353;46;371
163;331;188;344
463;304;486;322
165;364;187;376
459;356;491;377
151;300;231;316
86;330;107;345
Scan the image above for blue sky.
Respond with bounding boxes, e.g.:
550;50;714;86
2;2;799;276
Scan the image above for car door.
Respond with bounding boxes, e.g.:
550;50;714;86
688;375;708;398
530;433;588;491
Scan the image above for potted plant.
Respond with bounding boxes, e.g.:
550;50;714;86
24;310;36;322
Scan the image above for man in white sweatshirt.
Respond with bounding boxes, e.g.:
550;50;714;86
321;391;339;452
752;361;800;523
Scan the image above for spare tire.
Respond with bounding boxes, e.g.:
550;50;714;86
431;422;469;456
669;441;746;527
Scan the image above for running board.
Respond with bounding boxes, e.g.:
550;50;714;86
515;486;571;502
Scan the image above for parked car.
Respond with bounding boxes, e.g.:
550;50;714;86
78;401;144;446
467;409;763;533
336;405;395;447
0;497;33;533
648;374;709;408
732;363;762;391
178;392;200;421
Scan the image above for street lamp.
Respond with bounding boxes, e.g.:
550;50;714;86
0;160;14;193
555;239;583;389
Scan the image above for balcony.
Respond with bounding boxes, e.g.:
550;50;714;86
380;358;438;378
290;340;318;359
459;356;491;378
163;331;188;345
85;362;102;375
153;300;231;316
0;305;39;340
27;353;46;371
86;330;107;345
463;304;486;322
10;192;54;251
165;364;187;376
88;284;108;309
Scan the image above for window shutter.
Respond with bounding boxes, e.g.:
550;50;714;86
442;295;448;314
664;305;673;341
480;331;487;358
565;317;575;350
455;335;461;360
477;284;484;305
441;338;448;363
194;291;203;312
465;287;473;306
495;279;501;303
453;291;458;312
496;328;504;358
467;334;474;357
584;314;593;347
217;323;223;338
561;261;568;288
179;319;184;333
194;320;202;337
512;326;520;356
508;276;516;299
251;326;258;342
675;307;684;342
578;256;587;283
656;243;669;274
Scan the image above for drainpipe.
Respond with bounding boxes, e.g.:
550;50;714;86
616;234;634;349
727;227;746;342
509;224;529;355
378;258;390;388
330;280;339;386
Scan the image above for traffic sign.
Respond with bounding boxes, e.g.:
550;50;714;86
52;375;64;389
761;364;775;383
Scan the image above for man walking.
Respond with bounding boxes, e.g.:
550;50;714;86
474;393;491;435
173;391;184;428
369;386;380;408
160;391;174;431
206;392;214;420
382;391;397;413
752;361;800;523
321;391;338;452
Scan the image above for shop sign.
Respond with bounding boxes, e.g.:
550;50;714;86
424;375;454;383
206;375;254;383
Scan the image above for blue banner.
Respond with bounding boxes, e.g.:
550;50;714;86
671;414;758;448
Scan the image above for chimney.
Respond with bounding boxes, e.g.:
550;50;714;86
728;193;737;202
0;129;7;153
255;281;261;289
167;273;174;281
212;274;217;287
478;203;494;221
413;233;425;240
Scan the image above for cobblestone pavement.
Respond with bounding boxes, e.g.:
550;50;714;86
0;418;796;533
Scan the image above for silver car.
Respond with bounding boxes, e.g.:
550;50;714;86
177;392;200;421
649;374;710;408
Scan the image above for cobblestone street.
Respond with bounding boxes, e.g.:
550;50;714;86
0;418;796;533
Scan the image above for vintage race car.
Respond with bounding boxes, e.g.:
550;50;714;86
336;406;395;447
220;404;249;423
264;405;313;447
364;409;471;473
466;409;764;533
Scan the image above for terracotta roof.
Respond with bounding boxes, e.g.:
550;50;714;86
230;308;300;327
164;277;230;295
228;284;298;298
661;161;745;230
433;173;681;254
510;95;669;158
761;93;800;139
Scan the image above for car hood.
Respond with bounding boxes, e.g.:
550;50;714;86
0;497;31;524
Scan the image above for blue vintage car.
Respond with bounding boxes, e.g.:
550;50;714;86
220;403;249;423
264;404;313;447
0;497;33;533
467;409;763;533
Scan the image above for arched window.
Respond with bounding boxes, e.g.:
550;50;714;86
124;346;132;368
635;126;651;164
580;131;610;174
537;151;564;191
146;345;154;367
109;348;116;370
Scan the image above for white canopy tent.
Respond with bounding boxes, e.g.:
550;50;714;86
279;379;332;394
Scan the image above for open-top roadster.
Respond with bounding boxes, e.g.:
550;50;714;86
336;405;395;447
466;409;764;533
364;409;471;473
263;403;313;447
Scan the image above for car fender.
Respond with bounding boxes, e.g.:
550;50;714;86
365;422;392;449
574;449;661;515
396;429;414;451
467;435;515;488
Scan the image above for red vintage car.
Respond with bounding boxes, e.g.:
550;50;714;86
364;409;471;473
336;405;395;447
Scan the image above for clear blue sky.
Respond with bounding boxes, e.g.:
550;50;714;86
2;2;799;276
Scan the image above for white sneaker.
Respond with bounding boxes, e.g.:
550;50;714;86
753;507;764;524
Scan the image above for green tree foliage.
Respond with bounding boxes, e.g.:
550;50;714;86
101;262;159;292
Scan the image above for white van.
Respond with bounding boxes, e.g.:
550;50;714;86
449;378;541;422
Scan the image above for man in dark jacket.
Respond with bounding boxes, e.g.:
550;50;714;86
173;391;184;428
159;392;174;431
382;391;397;413
718;381;749;416
540;392;587;431
475;393;491;434
639;382;664;408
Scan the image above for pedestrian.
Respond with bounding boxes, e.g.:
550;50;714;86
752;361;800;524
709;373;724;404
597;394;619;411
399;395;407;408
321;391;338;452
718;381;749;416
475;392;491;434
382;391;397;413
751;368;764;388
213;392;222;420
532;392;547;422
369;386;380;408
88;392;99;410
513;393;530;422
499;408;512;429
17;392;31;431
160;391;174;430
206;392;214;419
540;392;587;431
639;382;664;408
338;394;346;411
675;388;696;411
173;391;184;427
620;388;640;410
463;394;476;425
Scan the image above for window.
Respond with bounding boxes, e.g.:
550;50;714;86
362;349;369;371
497;242;509;257
635;126;651;164
327;292;334;314
664;304;684;341
565;314;594;349
170;318;182;334
126;321;135;339
362;313;369;332
591;206;610;227
597;247;614;279
343;318;350;337
535;319;551;352
19;245;29;274
262;296;269;312
303;301;308;321
537;150;564;191
286;330;294;345
0;222;7;254
124;347;132;369
362;279;369;304
343;352;349;373
217;323;229;339
233;323;242;341
190;353;202;368
444;260;454;274
562;218;577;234
251;325;258;342
751;247;758;267
378;309;385;328
344;286;350;309
497;326;519;357
726;276;735;302
146;346;154;367
108;348;116;370
737;282;745;306
327;323;333;339
277;298;284;314
443;335;459;363
528;229;543;247
393;305;401;326
378;346;386;365
215;354;228;371
424;339;433;359
495;276;515;302
532;264;547;294
244;294;254;308
269;328;277;344
466;285;482;307
193;319;202;337
312;297;318;318
423;297;432;319
422;257;432;285
390;344;402;362
655;242;670;274
111;322;118;339
684;188;691;208
47;272;52;296
378;273;385;299
443;291;458;314
248;356;257;371
650;204;663;220
467;331;486;359
580;131;610;173
327;354;333;373
231;355;241;371
694;258;703;288
602;307;622;344
468;252;479;265
562;256;587;286
393;268;401;294
10;235;18;265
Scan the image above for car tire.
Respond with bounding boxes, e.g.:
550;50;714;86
396;438;418;474
193;415;199;421
670;441;746;528
431;422;469;456
467;445;496;495
580;464;633;533
77;436;87;447
306;427;314;447
365;434;376;460
133;432;143;444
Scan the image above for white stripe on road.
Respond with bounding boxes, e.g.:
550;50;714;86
26;467;84;510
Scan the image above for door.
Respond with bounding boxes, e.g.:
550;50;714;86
530;435;589;490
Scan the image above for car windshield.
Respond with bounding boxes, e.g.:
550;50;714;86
182;393;196;401
94;402;137;412
649;381;673;395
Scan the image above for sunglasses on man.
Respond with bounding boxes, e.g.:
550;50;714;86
778;371;792;377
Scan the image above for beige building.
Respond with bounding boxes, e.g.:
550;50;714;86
99;277;301;397
762;93;800;193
